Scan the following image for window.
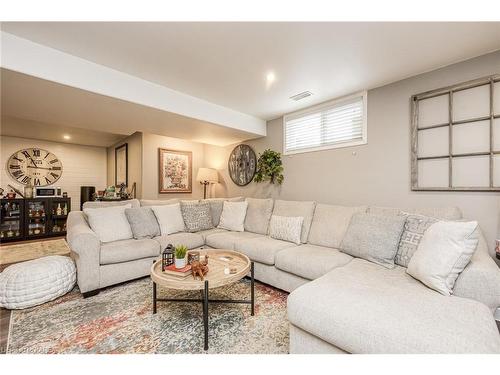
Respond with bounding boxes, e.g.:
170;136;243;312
283;92;367;155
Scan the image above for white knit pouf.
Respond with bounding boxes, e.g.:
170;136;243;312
0;255;76;309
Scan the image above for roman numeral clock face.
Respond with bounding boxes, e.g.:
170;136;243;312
8;148;63;186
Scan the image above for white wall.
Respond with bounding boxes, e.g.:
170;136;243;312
205;50;500;260
0;136;107;211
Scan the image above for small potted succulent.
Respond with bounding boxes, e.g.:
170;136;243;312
174;245;188;269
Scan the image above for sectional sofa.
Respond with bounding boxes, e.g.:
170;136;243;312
66;197;500;353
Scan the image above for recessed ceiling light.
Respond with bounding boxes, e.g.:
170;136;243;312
266;71;276;84
63;135;71;140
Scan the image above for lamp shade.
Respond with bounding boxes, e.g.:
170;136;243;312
196;168;218;183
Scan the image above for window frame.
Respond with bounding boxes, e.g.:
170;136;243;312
283;91;368;155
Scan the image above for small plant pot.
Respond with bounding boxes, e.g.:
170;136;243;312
175;257;187;269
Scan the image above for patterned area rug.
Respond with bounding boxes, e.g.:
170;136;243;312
7;278;289;354
0;238;70;265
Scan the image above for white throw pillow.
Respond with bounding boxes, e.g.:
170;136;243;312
217;201;248;232
406;220;479;296
151;203;186;235
269;215;304;245
83;204;133;243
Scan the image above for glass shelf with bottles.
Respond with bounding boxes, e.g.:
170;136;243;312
49;201;69;234
0;201;22;240
27;200;47;237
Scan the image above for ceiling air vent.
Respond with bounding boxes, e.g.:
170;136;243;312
289;91;313;101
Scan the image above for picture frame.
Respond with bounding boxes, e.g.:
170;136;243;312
115;143;128;186
158;148;192;193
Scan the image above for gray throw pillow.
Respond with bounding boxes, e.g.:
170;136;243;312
124;207;160;239
395;213;437;267
181;201;214;232
340;213;406;269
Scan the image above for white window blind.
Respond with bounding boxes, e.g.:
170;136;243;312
284;92;367;155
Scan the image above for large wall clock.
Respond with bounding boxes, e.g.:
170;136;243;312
7;148;63;186
228;144;256;186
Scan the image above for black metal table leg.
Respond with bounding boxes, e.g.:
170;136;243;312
153;282;157;314
250;262;255;316
203;280;209;350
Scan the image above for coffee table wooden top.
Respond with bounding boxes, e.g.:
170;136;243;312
151;249;250;290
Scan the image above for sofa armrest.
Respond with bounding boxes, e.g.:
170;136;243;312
454;230;500;312
66;211;101;293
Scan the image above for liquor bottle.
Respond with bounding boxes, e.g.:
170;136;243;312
56;203;62;216
63;204;68;216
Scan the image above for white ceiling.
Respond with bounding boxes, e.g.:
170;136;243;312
2;22;500;120
0;69;258;147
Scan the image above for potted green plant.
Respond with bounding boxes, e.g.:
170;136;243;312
254;149;284;184
174;245;188;269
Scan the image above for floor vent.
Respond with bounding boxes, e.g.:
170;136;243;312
289;91;313;101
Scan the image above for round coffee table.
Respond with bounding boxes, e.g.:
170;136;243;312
150;249;255;350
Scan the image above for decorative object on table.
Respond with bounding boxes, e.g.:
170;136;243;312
191;255;209;280
115;143;128;187
24;185;34;199
162;263;192;278
104;185;116;198
196;167;219;199
187;250;200;265
63;192;68;198
254;149;284;184
0;255;76;309
174;245;188;269
228;144;257;186
118;183;129;199
158;148;192;193
7;148;62;186
162;244;175;271
496;239;500;260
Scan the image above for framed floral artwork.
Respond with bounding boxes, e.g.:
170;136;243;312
158;148;192;193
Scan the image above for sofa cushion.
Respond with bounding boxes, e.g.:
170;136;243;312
83;204;133;243
205;231;263;250
244;198;274;234
275;244;353;280
124;207;161;239
197;228;227;241
268;215;303;245
407;221;479;296
202;197;244;226
235;237;297;265
180;201;214;232
151;203;186;235
218;201;248;232
287;258;500;353
395;213;437;267
100;238;160;265
454;231;500;311
139;199;180;207
308;204;367;248
272;200;316;243
340;213;406;269
368;206;462;220
83;199;140;209
153;232;205;250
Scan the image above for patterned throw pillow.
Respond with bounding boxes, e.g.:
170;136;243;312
181;201;214;233
268;215;304;245
396;213;438;267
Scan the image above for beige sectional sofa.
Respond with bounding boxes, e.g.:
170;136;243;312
66;197;500;353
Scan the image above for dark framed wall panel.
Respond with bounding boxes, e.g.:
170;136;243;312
411;74;500;191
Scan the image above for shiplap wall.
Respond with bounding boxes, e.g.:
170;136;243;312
0;136;107;211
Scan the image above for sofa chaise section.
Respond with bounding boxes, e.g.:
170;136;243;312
288;258;500;354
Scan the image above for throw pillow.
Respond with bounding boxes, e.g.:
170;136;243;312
181;201;214;232
395;213;438;267
151;203;186;235
406;220;479;296
124;207;160;239
217;201;248;232
83;204;133;243
268;215;303;245
340;213;406;269
244;198;274;234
